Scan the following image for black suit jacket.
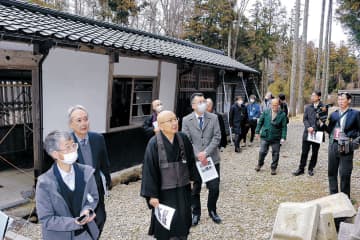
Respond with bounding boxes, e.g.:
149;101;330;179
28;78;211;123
326;108;360;140
303;102;325;141
72;132;111;196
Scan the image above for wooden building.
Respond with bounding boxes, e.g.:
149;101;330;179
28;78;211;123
0;0;258;180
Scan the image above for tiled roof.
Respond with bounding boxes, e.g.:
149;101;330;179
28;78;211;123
0;0;258;73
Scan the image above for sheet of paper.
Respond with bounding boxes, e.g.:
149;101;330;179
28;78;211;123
155;203;175;230
307;131;323;144
196;157;219;183
0;210;9;239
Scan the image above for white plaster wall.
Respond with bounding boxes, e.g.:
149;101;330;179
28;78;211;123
0;41;33;51
42;48;109;137
159;62;177;111
114;56;158;77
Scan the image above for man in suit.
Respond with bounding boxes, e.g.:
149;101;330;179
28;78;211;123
293;91;325;177
68;105;112;236
255;98;287;175
182;93;222;226
36;130;99;240
229;96;248;152
325;92;360;198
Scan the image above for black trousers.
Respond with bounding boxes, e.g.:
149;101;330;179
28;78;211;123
298;140;320;171
258;139;281;170
245;119;257;143
240;124;247;143
234;134;241;149
192;164;220;216
328;143;353;198
95;192;107;236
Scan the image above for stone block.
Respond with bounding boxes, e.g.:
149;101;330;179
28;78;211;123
338;222;355;240
306;193;356;218
316;212;337;240
271;202;320;240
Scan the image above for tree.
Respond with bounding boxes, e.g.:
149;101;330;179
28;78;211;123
231;0;250;59
336;0;360;48
184;0;236;51
321;0;332;101
314;0;326;90
289;0;300;117
108;0;139;25
297;0;309;114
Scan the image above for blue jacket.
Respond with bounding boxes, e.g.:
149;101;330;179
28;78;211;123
247;103;261;120
325;108;360;141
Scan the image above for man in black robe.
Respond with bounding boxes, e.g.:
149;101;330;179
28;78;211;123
141;110;197;240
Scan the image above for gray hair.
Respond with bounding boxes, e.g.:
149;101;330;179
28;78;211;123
67;105;88;123
44;130;72;155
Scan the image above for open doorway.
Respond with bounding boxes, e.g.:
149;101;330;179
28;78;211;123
0;69;34;209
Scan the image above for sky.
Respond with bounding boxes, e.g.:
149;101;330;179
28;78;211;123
245;0;349;47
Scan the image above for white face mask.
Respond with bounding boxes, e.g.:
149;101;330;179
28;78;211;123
155;105;164;113
237;101;243;106
62;151;78;165
250;99;255;103
197;102;207;114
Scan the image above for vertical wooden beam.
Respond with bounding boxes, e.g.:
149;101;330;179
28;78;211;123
32;67;42;180
155;60;161;99
106;52;115;131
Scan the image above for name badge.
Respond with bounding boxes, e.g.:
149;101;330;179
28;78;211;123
334;128;341;140
87;194;94;203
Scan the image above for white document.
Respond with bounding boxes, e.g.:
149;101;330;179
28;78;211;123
152;121;158;129
307;131;324;144
196;157;219;183
155;204;176;230
0;211;9;239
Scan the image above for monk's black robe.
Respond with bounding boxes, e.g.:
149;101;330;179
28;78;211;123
141;132;197;240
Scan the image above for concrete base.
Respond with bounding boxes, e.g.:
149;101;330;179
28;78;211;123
306;193;356;219
271;202;320;240
316;212;337;240
0;169;33;210
110;164;142;186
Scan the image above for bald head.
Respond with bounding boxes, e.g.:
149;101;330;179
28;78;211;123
271;98;280;113
157;111;178;136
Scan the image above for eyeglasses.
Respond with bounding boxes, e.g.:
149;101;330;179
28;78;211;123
58;143;78;153
159;118;179;124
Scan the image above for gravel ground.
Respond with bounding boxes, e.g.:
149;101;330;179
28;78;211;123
11;119;360;239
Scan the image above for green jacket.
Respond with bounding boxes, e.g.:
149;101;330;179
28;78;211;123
255;109;287;141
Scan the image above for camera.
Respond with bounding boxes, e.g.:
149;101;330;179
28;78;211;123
316;104;332;122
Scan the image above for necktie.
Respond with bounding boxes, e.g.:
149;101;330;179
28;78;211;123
81;139;86;146
199;116;203;129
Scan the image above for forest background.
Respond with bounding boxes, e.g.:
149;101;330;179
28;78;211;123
29;0;360;114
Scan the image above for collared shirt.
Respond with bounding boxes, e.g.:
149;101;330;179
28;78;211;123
74;133;93;167
74;133;89;146
194;112;204;127
57;164;75;191
339;109;348;131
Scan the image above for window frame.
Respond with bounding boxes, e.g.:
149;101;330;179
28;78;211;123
108;75;156;132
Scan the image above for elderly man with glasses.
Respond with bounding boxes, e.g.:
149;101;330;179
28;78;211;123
68;105;111;236
141;110;197;240
324;92;360;198
36;131;99;240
